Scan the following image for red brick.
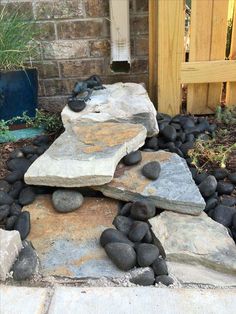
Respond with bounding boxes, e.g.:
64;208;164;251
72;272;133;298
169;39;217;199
34;0;84;20
57;20;105;39
90;40;110;57
43;40;90;60
35;23;56;41
135;37;148;56
59;59;104;77
38;96;68;112
84;0;109;17
42;79;78;96
136;0;148;12
130;38;135;56
131;58;148;73
34;61;59;79
130;15;148;34
0;2;33;20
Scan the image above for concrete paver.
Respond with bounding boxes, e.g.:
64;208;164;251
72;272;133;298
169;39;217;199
0;285;48;314
48;286;236;314
1;285;236;314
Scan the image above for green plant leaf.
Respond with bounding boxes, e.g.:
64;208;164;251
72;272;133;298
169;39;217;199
0;5;41;70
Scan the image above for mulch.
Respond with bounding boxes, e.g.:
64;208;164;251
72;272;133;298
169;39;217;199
0;139;34;179
196;119;236;173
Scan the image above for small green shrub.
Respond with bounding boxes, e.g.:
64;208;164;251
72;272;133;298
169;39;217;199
215;105;236;125
189;139;236;170
0;119;11;140
0;110;63;143
23;109;63;134
0;5;40;70
0;116;22;141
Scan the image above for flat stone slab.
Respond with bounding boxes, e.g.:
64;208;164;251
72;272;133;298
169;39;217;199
49;287;236;314
25;195;126;278
149;211;236;274
62;82;159;137
25;121;146;187
0;285;47;314
168;262;236;287
94;151;205;215
0;229;22;281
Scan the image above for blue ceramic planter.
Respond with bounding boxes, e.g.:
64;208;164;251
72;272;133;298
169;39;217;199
0;68;38;121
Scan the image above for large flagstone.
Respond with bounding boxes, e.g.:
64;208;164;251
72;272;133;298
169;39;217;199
24;195;126;278
94;151;205;215
62;82;159;137
149;211;236;274
25;121;146;187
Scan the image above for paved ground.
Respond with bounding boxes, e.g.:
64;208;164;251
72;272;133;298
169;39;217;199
1;285;236;314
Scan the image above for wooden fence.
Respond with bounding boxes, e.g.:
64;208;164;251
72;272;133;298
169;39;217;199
149;0;236;115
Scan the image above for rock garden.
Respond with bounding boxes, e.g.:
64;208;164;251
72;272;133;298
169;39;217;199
1;82;236;287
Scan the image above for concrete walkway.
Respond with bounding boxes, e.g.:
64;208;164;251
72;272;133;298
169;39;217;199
1;285;236;314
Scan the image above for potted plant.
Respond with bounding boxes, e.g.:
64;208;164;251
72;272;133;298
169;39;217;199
0;5;39;122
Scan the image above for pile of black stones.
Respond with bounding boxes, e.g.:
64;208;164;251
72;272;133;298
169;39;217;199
101;200;173;286
0;135;53;239
0;135;54;280
142;113;236;242
1;112;236;283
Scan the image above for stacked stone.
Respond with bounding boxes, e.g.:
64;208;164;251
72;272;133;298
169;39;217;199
0;83;156;282
101;199;173;286
1;83;236;283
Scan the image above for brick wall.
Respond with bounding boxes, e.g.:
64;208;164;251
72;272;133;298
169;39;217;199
1;0;149;112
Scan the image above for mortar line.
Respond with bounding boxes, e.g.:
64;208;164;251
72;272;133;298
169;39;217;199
42;286;55;314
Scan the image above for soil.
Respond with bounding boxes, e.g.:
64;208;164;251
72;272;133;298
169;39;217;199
0;133;57;180
0;139;33;179
194;118;236;173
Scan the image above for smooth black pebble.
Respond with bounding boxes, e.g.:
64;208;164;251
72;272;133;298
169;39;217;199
123;150;142;166
14;211;31;240
142;161;161;180
104;242;136;271
100;228;134;247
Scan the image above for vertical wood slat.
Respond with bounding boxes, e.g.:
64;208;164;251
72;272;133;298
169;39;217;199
226;0;236;106
207;0;229;111
148;0;158;105
187;0;214;114
157;0;185;116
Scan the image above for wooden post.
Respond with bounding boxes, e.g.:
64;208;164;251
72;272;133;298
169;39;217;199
157;0;185;116
148;0;158;105
226;0;236;106
187;0;214;114
207;0;228;111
